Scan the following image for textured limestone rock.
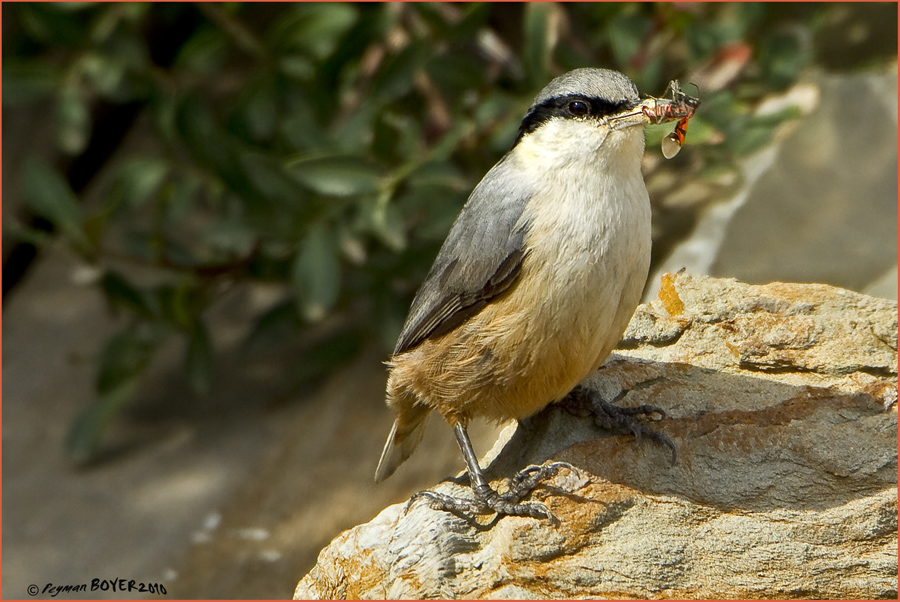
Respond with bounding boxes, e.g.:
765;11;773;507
295;274;898;599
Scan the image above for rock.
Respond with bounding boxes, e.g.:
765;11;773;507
294;274;897;600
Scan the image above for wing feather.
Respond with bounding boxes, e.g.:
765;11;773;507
393;157;532;356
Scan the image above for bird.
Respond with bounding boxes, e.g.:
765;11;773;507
375;67;685;522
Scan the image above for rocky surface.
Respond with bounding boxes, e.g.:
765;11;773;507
295;273;898;600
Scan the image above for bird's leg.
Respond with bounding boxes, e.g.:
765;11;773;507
455;423;567;520
562;385;677;464
410;423;564;523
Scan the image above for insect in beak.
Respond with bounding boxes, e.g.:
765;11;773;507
641;80;700;159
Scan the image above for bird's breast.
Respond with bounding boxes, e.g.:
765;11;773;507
501;157;652;406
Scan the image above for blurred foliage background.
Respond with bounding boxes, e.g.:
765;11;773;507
3;2;896;462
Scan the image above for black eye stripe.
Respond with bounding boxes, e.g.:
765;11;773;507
513;94;636;147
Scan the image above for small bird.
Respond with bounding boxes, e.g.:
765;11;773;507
375;68;688;521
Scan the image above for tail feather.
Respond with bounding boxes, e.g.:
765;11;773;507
374;410;428;483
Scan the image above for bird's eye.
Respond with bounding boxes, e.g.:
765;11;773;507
567;100;589;116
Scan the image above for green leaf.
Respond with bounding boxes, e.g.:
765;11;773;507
49;2;99;13
287;155;380;197
428;121;471;161
154;283;197;330
57;86;91;154
407;161;466;188
281;95;329;151
95;328;159;395
410;4;455;37
606;11;652;69
380;112;424;161
278;55;314;80
174;26;229;75
759;30;811;90
395;183;463;242
22;157;90;249
67;375;141;463
523;3;554;86
425;53;484;101
185;321;213;394
165;170;204;221
319;4;394;82
4;219;55;248
268;3;358;59
332;101;381;152
202;218;258;255
74;322;168;462
108;157;169;211
292;223;341;321
369;42;427;102
240;151;310;212
2;61;61;104
370;202;407;252
121;229;156;262
450;3;492;41
236;75;279;141
17;3;90;44
80;51;127;98
175;97;246;195
100;270;153;317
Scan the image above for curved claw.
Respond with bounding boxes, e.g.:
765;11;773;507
618;403;667;419
566;387;678;465
507;461;574;496
475;483;559;524
408;489;483;516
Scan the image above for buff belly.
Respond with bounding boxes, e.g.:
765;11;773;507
386;245;646;426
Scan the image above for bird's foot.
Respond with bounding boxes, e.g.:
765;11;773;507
562;386;677;464
409;462;571;524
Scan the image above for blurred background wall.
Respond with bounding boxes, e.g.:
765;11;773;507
3;3;896;599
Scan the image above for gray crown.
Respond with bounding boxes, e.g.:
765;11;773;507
529;68;639;108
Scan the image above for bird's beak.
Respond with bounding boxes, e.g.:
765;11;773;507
605;105;652;130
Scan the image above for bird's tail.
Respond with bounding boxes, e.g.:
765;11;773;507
374;405;429;483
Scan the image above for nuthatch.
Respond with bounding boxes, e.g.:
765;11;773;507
375;68;695;521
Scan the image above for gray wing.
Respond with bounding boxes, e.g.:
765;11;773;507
394;155;533;356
